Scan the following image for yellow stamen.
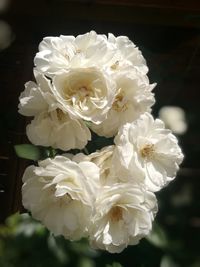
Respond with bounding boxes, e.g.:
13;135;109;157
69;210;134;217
140;144;155;159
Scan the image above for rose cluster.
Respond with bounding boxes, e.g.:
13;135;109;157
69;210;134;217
18;31;183;253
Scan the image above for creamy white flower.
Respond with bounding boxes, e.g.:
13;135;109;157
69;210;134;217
34;31;115;76
114;113;184;192
22;156;100;240
34;31;148;78
27;109;91;150
89;183;157;253
18;70;92;150
52;68;116;124
18;70;55;116
91;71;155;137
73;146;117;185
107;33;148;75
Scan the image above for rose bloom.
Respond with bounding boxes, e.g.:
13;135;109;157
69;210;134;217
27;109;91;151
106;33;148;75
91;70;155;137
89;183;157;253
22;156;99;240
52;67;116;124
114;112;184;192
34;31;147;77
18;71;91;150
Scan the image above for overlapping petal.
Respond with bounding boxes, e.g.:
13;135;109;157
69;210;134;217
22;156;100;240
89;183;157;253
114;113;184;192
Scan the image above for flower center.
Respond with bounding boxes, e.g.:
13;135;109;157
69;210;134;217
78;86;92;98
66;83;94;102
109;206;123;222
112;91;128;112
140;144;155;159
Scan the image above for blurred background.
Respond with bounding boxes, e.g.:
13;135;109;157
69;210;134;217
0;0;200;266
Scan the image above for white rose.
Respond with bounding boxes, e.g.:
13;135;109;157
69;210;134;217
107;33;148;75
18;70;55;116
91;71;155;137
22;156;100;240
52;67;116;124
34;31;115;76
27;109;91;151
34;31;148;78
18;70;92;150
73;146;117;185
114;112;184;192
89;183;157;253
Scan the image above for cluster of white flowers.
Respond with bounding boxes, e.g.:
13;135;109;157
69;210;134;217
19;31;183;253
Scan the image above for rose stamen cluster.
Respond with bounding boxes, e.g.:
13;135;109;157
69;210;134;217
19;31;183;253
140;143;155;159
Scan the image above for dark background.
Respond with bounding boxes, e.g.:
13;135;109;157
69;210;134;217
0;1;200;266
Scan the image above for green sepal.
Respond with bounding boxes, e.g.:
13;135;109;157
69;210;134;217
14;144;44;161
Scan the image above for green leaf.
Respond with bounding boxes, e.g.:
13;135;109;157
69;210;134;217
160;255;178;267
14;144;42;160
78;258;95;267
146;222;169;249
